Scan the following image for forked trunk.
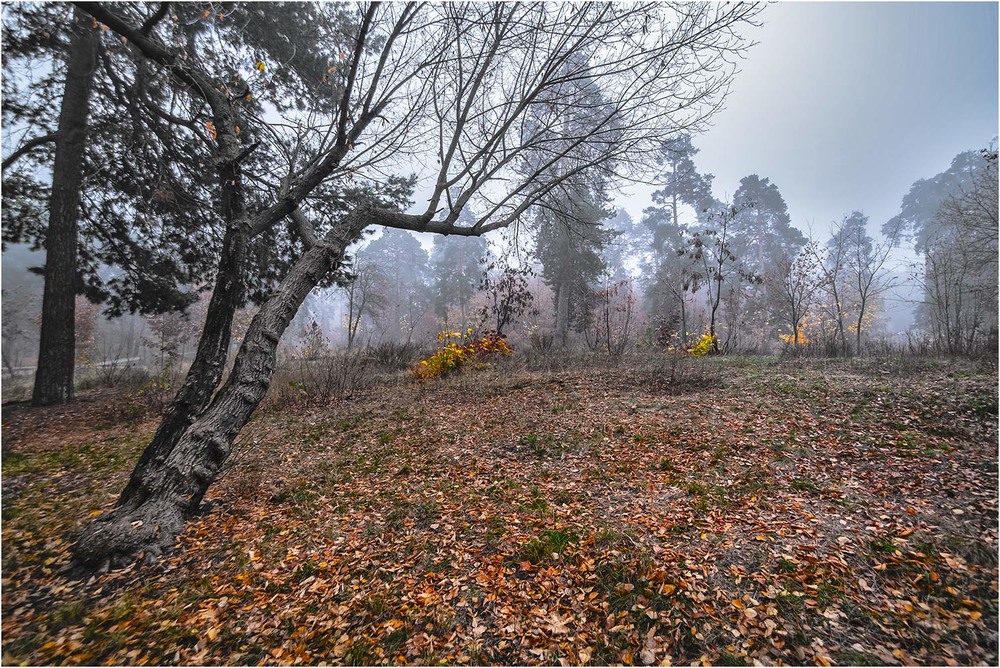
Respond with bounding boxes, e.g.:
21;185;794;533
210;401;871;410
115;218;249;509
72;215;368;570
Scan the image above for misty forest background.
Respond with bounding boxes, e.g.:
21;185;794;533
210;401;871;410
5;127;998;400
1;7;996;396
1;2;997;667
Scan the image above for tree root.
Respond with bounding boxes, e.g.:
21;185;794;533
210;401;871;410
71;500;185;573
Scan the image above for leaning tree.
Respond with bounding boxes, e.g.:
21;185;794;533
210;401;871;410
68;1;762;570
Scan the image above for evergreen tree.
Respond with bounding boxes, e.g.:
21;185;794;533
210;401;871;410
429;206;487;328
534;182;612;346
639;137;715;346
888;147;998;351
730;175;805;274
361;229;433;343
885;149;987;250
27;8;99;405
726;175;805;350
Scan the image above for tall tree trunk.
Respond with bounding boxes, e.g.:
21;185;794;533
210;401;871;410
709;274;722;354
830;286;847;356
671;191;679;233
855;298;866;356
31;10;98;406
72;213;369;570
555;282;569;347
679;293;688;346
115;66;254;507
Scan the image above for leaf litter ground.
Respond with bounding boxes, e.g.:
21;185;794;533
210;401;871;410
2;356;997;665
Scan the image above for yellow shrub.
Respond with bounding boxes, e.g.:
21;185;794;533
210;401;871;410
778;325;811;346
416;330;512;379
689;332;716;357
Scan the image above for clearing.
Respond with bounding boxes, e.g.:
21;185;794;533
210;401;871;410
1;355;997;665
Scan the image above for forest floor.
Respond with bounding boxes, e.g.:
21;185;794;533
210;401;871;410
1;354;997;666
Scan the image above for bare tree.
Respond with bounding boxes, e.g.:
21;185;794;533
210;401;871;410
917;150;999;353
1;287;39;378
478;254;536;337
340;255;387;350
70;1;762;569
586;276;636;356
836;212;898;354
813;224;850;355
685;202;759;353
771;242;821;348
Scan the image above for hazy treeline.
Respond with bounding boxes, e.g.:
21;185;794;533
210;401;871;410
5;139;995;379
1;3;995;397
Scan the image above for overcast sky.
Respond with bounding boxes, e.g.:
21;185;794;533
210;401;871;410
618;1;999;239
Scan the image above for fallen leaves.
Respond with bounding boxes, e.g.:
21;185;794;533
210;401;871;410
1;358;996;665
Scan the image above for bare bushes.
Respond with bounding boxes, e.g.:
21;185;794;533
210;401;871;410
365;341;424;371
518;342;725;395
0;376;32;403
634;351;724;395
266;342;426;408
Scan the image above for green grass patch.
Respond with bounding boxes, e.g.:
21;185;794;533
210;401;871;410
521;528;578;564
837;649;883;666
869;537;896;555
2;436;146;476
789;478;818;493
654;456;675;472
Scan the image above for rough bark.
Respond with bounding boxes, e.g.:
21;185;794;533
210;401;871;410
115;219;249;509
72;212;369;570
114;24;256;508
31;11;98;406
116;150;250;508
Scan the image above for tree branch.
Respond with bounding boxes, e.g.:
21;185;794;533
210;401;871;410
139;2;171;36
290;208;318;249
2;132;60;171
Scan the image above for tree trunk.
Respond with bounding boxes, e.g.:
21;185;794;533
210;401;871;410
679;294;688;346
31;11;98;406
115;219;250;509
555;282;569;347
72;213;369;570
831;287;848;356
709;276;722;354
855;299;866;356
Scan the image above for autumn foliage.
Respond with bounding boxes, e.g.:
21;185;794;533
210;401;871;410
415;329;512;379
688;332;716;357
0;357;996;665
778;324;812;347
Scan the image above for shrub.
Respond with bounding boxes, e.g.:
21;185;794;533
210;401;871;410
528;329;555;354
366;341;423;371
689;332;716;357
415;329;512;379
265;348;391;408
118;370;174;419
778;325;810;347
